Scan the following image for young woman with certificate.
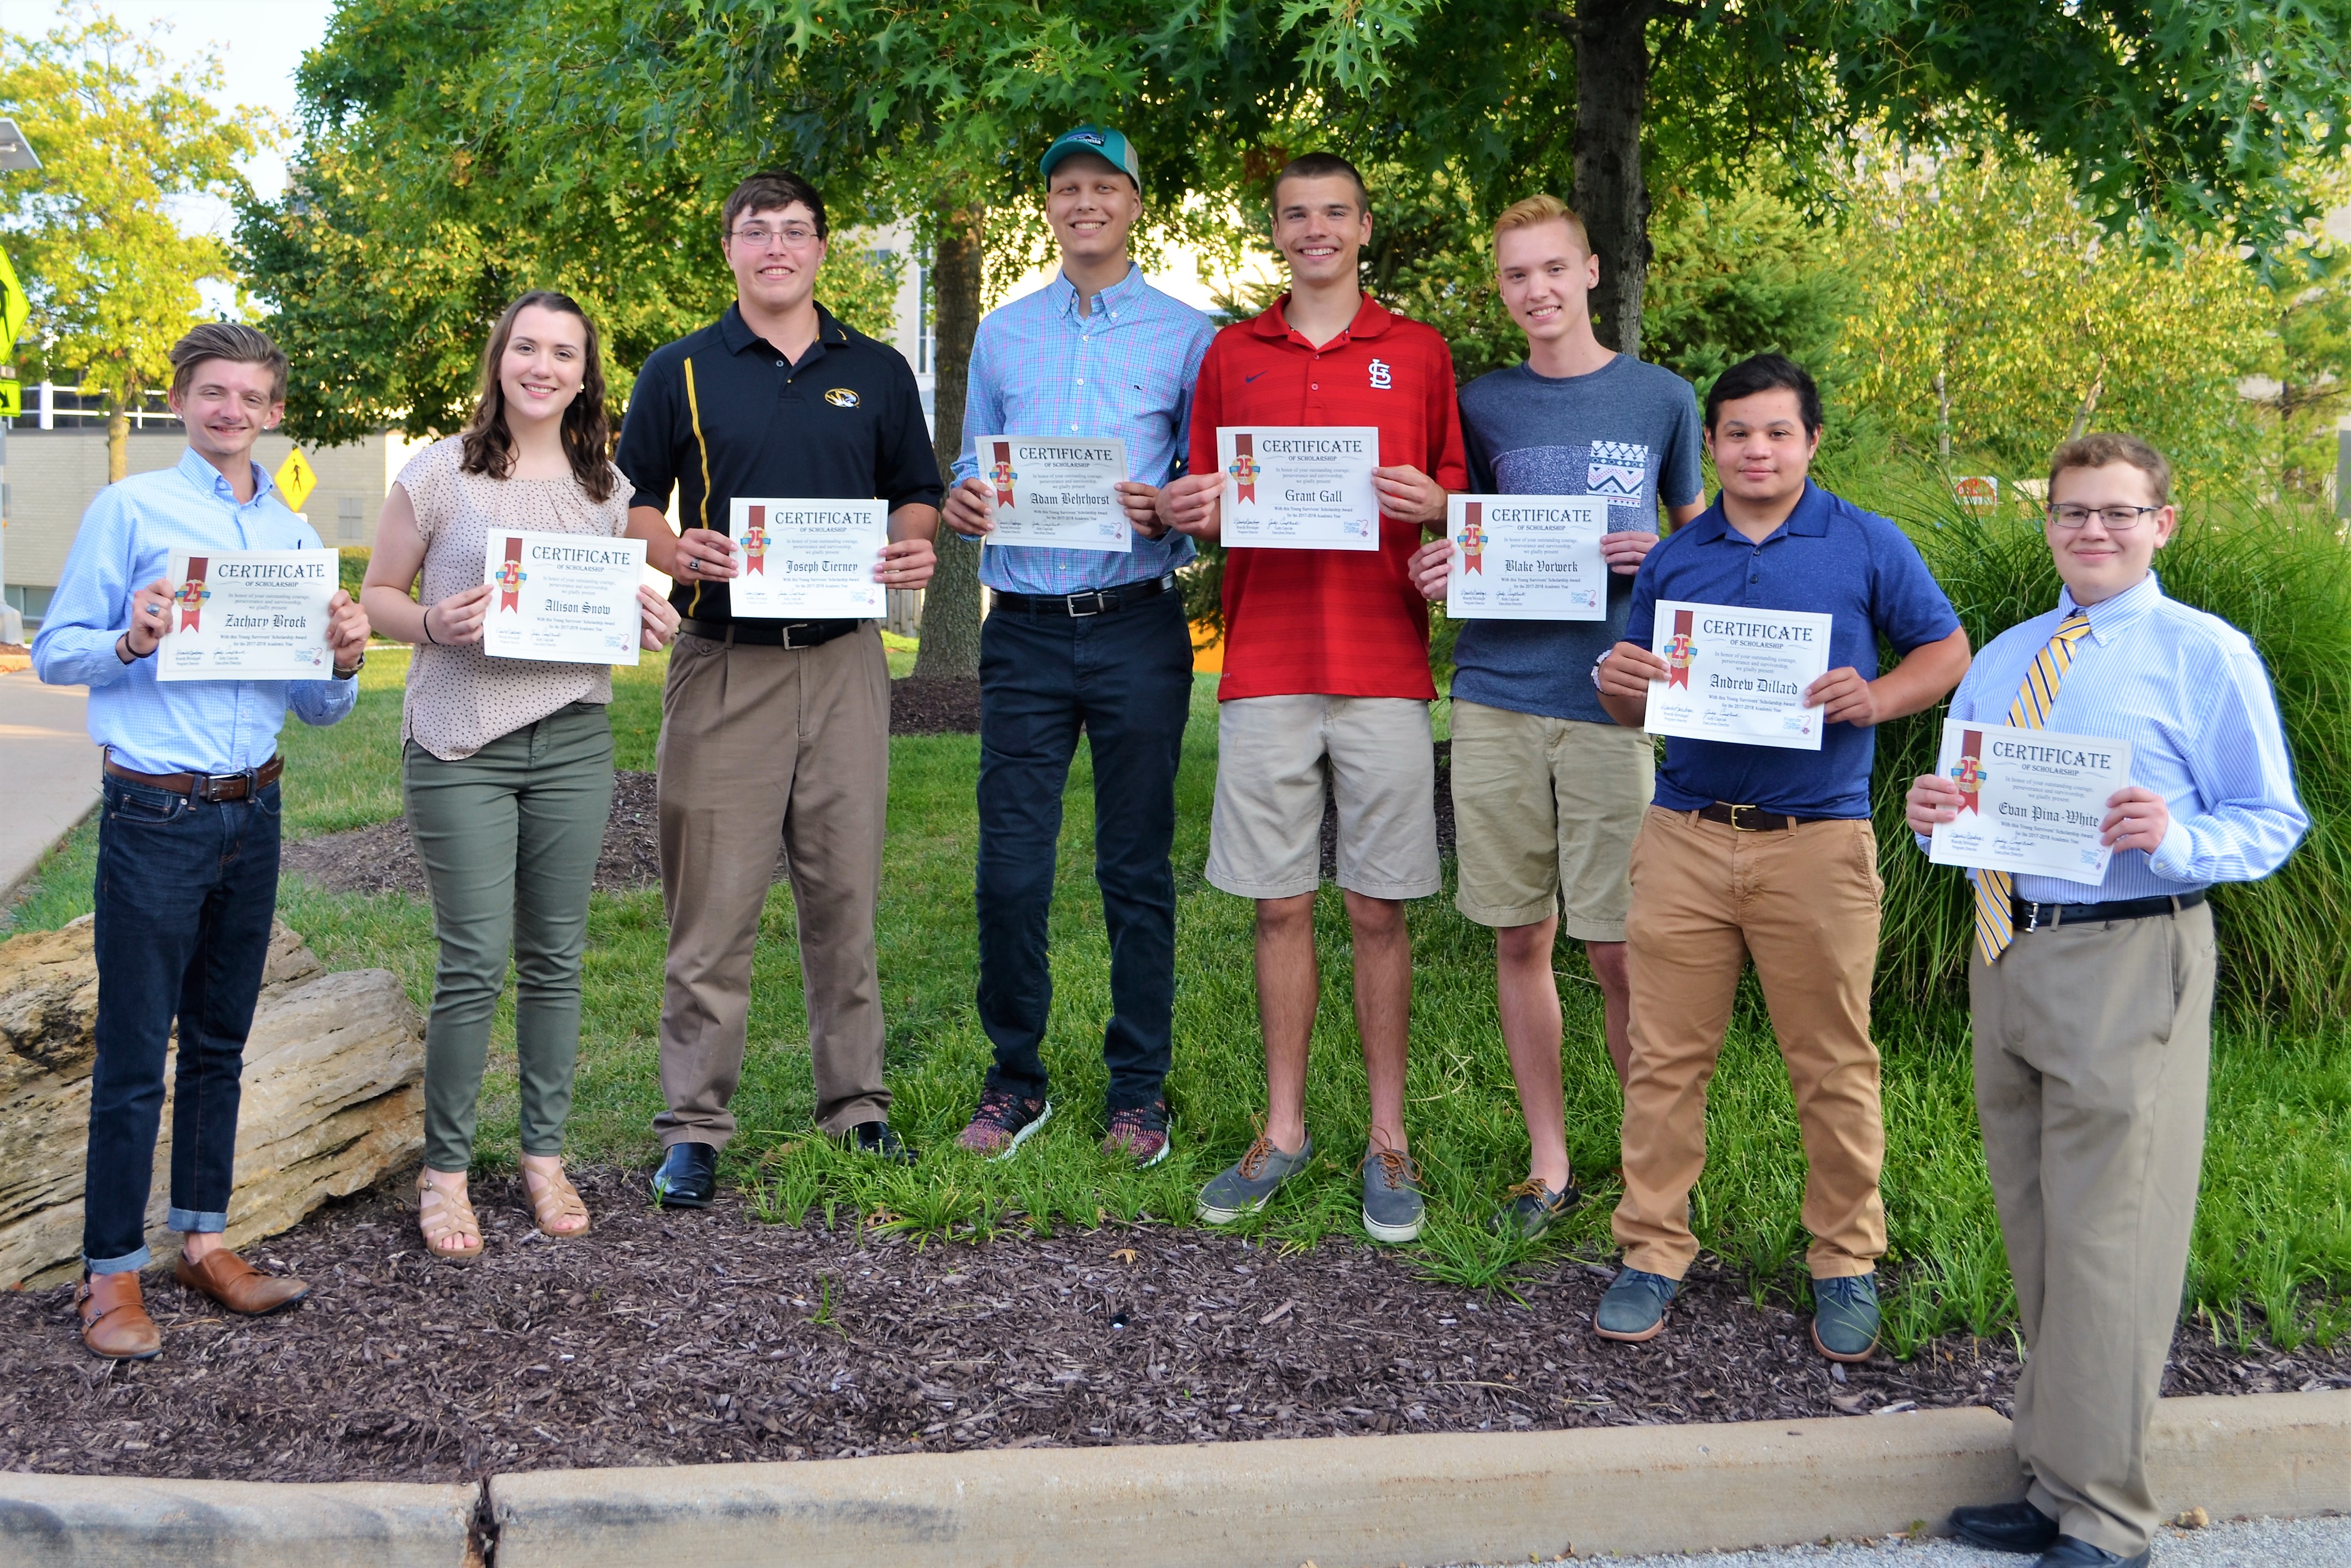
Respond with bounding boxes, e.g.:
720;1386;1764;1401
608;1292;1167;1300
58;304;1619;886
361;292;680;1263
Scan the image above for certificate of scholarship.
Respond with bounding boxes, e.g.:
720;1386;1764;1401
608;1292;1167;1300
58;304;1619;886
1644;600;1832;751
1929;720;2132;884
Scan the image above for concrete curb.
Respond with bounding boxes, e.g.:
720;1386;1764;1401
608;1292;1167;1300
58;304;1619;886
3;1392;2340;1567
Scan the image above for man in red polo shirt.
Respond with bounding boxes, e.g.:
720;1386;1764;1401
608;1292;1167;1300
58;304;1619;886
1156;152;1467;1243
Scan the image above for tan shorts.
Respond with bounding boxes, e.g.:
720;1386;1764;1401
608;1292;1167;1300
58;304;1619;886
1206;694;1440;901
1450;699;1654;940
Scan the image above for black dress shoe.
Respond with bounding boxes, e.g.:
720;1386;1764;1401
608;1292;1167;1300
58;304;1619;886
1951;1501;2062;1554
650;1142;718;1208
848;1120;914;1164
2036;1540;2145;1567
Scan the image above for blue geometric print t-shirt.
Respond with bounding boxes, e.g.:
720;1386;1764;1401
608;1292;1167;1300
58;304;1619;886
1451;354;1704;724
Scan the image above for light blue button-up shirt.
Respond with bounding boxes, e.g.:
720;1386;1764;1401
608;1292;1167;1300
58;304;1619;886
1927;571;2306;902
950;263;1216;596
31;447;358;775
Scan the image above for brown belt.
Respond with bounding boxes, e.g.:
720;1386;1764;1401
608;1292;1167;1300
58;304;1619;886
104;753;284;802
1694;802;1843;833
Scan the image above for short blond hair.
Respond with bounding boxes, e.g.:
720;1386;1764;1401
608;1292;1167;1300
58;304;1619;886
1493;195;1590;258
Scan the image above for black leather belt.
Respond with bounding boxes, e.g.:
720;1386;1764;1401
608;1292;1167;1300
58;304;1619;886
991;575;1174;618
2012;888;2205;932
1695;802;1846;832
105;753;283;802
679;617;858;649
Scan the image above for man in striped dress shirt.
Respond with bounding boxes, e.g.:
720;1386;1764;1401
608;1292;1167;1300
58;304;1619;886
942;125;1217;1167
1908;434;2305;1568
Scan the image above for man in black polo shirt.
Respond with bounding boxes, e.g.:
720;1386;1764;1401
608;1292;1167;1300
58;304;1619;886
618;169;943;1206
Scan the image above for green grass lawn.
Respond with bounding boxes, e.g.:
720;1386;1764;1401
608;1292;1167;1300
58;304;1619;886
7;645;2344;1358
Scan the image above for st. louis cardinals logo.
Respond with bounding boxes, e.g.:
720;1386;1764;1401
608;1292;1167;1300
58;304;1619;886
173;557;211;632
989;441;1017;510
1227;434;1260;503
1367;357;1392;390
1665;608;1695;688
1949;730;1987;812
495;536;527;611
1456;503;1486;575
742;505;769;576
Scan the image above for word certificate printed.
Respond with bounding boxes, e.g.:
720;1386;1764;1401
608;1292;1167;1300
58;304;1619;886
1929;721;2133;885
1644;601;1833;751
157;549;335;681
727;499;889;619
1217;426;1379;550
977;435;1131;552
1443;496;1607;620
481;530;646;667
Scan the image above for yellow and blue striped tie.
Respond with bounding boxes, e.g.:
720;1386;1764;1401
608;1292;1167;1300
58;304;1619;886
1973;612;2095;965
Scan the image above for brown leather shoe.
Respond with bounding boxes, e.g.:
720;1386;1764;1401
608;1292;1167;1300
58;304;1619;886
76;1271;162;1360
174;1248;310;1315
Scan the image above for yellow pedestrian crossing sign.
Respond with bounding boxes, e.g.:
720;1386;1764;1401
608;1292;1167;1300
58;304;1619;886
0;245;27;351
273;448;318;512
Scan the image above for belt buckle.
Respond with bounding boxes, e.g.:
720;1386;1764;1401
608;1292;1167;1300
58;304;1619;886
1067;590;1105;618
1726;803;1762;832
783;622;817;650
2024;900;2043;933
195;773;230;803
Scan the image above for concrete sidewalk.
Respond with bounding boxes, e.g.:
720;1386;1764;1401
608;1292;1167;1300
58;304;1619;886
0;669;99;902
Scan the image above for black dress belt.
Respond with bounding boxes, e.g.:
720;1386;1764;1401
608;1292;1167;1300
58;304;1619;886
2011;888;2205;932
679;617;858;649
1694;802;1846;832
991;575;1175;618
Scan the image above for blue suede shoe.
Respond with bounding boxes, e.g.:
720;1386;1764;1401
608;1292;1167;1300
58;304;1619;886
1592;1266;1678;1342
1811;1271;1881;1362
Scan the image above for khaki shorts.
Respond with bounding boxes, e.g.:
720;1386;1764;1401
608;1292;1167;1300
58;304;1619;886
1206;694;1440;901
1451;699;1654;940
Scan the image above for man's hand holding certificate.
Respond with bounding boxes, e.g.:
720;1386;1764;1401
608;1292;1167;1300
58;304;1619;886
1921;721;2135;884
728;498;890;619
1641;600;1833;750
1442;496;1606;620
1217;425;1379;550
481;530;647;666
158;549;337;681
974;437;1130;551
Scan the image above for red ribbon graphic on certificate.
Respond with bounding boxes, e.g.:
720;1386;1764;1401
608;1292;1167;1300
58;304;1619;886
1227;434;1260;503
989;441;1017;510
495;536;526;611
743;505;768;575
1951;730;1986;812
174;557;210;632
1666;608;1695;688
1457;503;1486;574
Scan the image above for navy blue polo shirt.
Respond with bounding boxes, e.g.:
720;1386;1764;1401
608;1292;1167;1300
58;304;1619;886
1623;480;1959;819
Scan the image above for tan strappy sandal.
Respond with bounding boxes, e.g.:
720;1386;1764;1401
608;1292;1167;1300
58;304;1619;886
417;1171;484;1263
520;1158;592;1239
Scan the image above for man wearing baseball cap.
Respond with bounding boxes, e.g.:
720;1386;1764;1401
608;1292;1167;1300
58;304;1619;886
943;124;1215;1167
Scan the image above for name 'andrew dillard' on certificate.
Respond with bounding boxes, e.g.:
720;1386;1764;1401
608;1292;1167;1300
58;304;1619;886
728;498;890;620
1929;721;2134;884
158;548;335;681
1644;600;1833;751
1217;426;1380;551
1443;496;1607;621
977;435;1131;552
481;530;647;667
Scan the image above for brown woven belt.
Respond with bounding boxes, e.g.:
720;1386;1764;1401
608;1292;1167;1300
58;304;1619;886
104;753;284;802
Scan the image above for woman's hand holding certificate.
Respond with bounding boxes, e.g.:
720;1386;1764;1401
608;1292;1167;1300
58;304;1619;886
480;530;648;666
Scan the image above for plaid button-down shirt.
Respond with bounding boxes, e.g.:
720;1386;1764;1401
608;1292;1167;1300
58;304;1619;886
951;264;1216;595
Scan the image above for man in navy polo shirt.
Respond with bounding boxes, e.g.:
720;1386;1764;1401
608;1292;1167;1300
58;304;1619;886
1590;353;1969;1360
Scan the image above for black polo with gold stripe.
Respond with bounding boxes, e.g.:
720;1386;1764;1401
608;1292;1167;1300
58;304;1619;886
616;301;943;626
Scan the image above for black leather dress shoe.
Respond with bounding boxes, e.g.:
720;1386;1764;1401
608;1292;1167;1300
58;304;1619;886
1951;1501;2062;1554
650;1142;718;1208
848;1120;914;1164
2036;1539;2146;1567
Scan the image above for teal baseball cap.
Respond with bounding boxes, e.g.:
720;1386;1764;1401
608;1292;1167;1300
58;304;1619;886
1040;124;1141;189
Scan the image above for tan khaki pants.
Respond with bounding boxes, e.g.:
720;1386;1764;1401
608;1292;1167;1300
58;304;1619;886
654;626;890;1145
1972;900;2215;1561
1613;806;1887;1280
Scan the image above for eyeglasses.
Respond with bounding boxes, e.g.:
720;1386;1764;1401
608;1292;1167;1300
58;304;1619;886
2048;504;2162;530
730;223;821;249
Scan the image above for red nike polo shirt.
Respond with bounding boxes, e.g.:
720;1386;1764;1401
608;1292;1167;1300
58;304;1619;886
1187;293;1468;701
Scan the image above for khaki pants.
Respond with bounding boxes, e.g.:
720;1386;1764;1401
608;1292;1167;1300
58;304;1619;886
1613;806;1887;1280
654;626;890;1145
1972;900;2215;1561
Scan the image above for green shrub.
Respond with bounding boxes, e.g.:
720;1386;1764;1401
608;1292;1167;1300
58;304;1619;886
337;545;369;602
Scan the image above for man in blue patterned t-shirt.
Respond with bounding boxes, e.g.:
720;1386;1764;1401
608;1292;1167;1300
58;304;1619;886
1409;196;1703;1241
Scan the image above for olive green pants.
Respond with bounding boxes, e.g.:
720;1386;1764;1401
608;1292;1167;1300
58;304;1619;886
405;701;615;1172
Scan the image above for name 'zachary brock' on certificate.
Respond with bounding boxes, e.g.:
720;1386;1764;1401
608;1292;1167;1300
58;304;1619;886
215;557;333;631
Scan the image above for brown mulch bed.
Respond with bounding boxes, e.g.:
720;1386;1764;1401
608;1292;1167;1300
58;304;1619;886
889;674;982;735
2;1165;2338;1484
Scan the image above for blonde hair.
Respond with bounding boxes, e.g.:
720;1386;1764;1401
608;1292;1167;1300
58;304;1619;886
1493;195;1590;258
2049;433;2172;508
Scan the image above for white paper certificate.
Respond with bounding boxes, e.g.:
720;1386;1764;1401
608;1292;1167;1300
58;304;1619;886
481;530;645;667
727;498;889;619
1644;601;1833;751
1218;425;1380;551
1929;721;2132;885
157;549;336;682
977;435;1130;552
1443;496;1607;620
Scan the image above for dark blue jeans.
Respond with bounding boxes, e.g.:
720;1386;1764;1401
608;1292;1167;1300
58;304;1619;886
976;588;1192;1111
83;774;282;1272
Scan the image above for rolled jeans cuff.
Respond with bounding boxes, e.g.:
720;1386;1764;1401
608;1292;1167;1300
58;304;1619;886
85;1245;151;1275
168;1206;227;1234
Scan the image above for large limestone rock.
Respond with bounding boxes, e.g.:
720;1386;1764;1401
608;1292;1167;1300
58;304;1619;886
0;916;422;1290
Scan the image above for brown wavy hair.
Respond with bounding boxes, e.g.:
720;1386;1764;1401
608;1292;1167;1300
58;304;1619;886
458;290;616;502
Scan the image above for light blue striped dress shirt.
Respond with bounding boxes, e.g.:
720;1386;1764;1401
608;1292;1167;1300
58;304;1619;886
949;264;1216;596
31;447;357;775
1926;571;2306;902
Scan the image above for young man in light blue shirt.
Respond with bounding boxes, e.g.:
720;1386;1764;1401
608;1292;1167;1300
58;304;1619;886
32;324;369;1360
1907;434;2305;1568
940;125;1215;1167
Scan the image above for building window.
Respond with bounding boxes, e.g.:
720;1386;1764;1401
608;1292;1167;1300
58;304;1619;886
338;495;365;541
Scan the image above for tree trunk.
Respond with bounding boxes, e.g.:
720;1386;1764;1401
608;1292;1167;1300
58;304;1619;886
909;204;986;681
1573;0;1655;358
107;403;129;483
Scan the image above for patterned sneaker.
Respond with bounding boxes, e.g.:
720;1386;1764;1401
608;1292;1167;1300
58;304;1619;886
1489;1177;1583;1240
1197;1133;1315;1223
956;1090;1052;1159
1359;1140;1426;1244
1101;1100;1171;1167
